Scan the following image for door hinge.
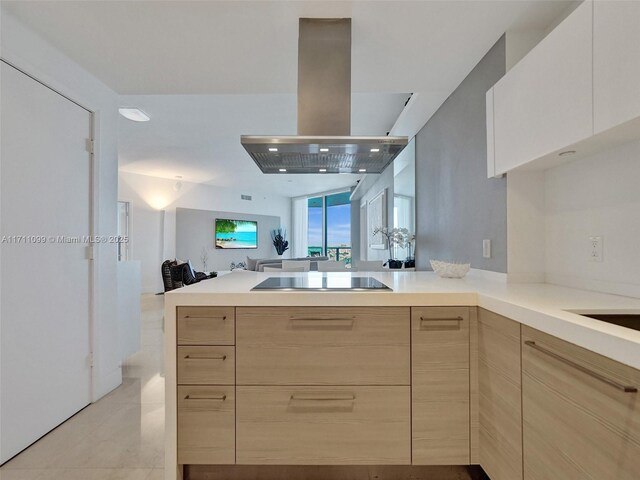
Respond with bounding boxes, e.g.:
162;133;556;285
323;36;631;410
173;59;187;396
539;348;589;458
85;138;94;154
87;353;94;368
85;245;94;260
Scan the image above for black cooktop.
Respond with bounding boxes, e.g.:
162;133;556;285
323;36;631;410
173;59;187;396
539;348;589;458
251;276;391;291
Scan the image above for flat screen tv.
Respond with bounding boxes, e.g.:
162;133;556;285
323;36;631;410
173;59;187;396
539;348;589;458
215;219;258;249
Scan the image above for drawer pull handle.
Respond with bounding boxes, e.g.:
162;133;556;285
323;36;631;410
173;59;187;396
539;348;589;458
525;341;637;393
419;316;463;330
184;394;227;401
183;354;227;361
290;317;355;322
290;394;356;401
183;315;226;321
420;316;463;322
289;316;355;329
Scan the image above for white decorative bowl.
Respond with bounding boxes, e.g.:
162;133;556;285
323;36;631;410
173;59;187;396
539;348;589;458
430;260;470;278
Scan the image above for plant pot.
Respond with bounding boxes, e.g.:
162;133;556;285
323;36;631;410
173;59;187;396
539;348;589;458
404;259;415;269
388;259;403;269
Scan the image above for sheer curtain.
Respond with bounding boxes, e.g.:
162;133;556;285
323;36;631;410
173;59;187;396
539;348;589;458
292;197;309;258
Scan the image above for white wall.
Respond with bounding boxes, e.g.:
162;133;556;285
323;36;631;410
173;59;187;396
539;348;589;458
506;171;546;283
544;139;640;298
118;171;291;293
176;208;285;272
1;12;121;400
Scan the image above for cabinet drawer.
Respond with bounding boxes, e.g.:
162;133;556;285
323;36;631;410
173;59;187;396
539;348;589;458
177;306;235;345
177;386;235;465
236;386;410;465
411;307;470;465
522;326;640;480
236;307;410;385
177;346;235;385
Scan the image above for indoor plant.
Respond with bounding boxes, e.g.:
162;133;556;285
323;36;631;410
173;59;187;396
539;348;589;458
372;226;406;269
271;228;289;256
404;232;416;268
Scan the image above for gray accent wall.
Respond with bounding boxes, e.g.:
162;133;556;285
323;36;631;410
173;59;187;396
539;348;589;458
176;207;284;271
415;36;507;272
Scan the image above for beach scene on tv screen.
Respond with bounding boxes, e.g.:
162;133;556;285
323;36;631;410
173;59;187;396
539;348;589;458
215;219;257;249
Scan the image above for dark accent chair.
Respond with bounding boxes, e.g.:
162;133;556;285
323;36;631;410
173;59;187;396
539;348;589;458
162;260;179;292
162;260;216;292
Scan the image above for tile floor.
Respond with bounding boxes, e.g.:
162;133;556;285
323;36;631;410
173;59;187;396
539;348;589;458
0;294;166;480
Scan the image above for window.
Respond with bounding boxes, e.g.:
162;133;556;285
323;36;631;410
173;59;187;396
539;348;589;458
307;191;351;263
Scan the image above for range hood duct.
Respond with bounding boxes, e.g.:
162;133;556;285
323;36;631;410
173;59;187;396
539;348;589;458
241;18;408;174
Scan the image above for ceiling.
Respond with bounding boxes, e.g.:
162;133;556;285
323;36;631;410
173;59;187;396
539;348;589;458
118;92;408;195
2;0;575;197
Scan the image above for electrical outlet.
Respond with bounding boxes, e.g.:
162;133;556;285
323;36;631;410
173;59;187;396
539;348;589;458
483;239;491;259
589;236;603;262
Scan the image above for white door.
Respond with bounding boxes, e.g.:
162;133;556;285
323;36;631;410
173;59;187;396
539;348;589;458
0;62;93;463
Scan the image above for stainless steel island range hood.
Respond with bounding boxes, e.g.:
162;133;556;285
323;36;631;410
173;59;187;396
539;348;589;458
241;18;408;174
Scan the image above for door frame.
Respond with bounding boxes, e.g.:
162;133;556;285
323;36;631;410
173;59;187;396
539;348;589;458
1;59;97;401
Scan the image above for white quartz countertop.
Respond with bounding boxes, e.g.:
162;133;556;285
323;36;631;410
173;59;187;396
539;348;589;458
165;271;640;369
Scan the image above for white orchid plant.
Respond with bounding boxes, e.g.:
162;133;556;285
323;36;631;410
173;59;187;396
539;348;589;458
372;227;416;260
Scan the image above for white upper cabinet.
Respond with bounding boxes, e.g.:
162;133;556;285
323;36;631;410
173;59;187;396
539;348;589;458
593;1;640;134
492;1;593;175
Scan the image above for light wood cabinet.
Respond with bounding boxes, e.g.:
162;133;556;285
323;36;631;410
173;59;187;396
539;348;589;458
171;301;640;478
177;306;235;346
522;326;640;480
235;307;410;385
236;386;411;465
177;346;235;385
492;1;593;175
478;309;522;480
177;386;235;465
593;1;640;134
411;307;470;465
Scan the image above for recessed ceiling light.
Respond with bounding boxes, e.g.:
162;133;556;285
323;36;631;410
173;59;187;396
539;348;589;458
559;150;576;157
269;147;278;152
359;168;367;172
370;148;380;153
118;108;150;122
320;148;329;152
319;168;327;172
278;168;287;172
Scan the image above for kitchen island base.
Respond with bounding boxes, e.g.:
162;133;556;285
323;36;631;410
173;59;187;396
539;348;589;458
183;465;487;480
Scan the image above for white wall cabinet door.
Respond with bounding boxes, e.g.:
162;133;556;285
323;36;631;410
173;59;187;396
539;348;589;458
493;1;593;174
593;1;640;134
0;62;93;463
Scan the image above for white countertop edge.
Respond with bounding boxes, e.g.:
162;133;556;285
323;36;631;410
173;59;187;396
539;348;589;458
165;271;640;370
477;294;640;370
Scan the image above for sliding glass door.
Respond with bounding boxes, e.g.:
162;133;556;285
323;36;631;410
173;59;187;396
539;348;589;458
307;191;351;264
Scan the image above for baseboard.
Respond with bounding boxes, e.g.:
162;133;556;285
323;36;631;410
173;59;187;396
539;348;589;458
187;465;483;480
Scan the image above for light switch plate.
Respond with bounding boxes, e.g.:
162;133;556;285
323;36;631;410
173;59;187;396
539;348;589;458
483;239;491;259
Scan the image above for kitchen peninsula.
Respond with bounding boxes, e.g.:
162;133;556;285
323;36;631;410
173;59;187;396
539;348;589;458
164;271;640;480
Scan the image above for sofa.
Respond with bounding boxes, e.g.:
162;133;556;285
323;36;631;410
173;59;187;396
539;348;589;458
246;256;329;272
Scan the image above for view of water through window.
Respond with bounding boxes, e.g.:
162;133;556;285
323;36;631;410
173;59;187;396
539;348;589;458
307;192;351;263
